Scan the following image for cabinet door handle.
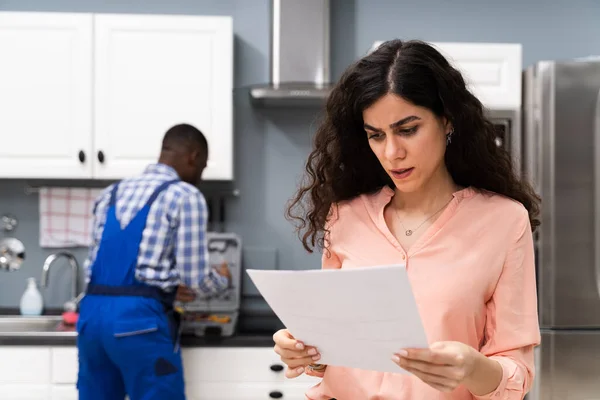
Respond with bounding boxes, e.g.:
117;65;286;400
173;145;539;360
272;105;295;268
97;150;105;163
78;150;86;163
269;364;284;372
269;391;283;399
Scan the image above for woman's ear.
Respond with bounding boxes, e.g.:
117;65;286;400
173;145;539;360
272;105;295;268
441;116;453;134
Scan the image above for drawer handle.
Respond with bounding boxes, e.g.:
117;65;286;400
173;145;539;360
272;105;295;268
270;364;284;372
78;150;86;163
269;391;283;399
97;150;105;163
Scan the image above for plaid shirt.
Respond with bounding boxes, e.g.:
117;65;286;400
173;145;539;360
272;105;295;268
84;163;228;296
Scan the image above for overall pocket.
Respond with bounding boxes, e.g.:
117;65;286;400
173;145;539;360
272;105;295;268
113;317;159;338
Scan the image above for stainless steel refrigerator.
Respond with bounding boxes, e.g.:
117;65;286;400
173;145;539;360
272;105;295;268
523;59;600;400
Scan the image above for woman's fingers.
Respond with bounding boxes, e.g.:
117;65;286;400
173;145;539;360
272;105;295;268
285;365;306;378
275;344;320;360
281;354;321;369
273;329;298;348
273;329;321;378
407;368;459;392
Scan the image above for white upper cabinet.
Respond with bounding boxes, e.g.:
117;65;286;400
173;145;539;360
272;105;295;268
429;42;522;110
93;14;233;180
0;12;233;181
0;12;93;179
371;41;522;110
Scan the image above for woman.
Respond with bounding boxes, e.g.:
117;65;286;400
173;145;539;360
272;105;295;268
273;39;541;400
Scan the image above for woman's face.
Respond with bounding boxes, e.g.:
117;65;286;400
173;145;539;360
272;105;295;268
363;93;451;193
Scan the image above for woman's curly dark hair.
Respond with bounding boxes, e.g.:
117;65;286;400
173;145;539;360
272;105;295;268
286;39;541;253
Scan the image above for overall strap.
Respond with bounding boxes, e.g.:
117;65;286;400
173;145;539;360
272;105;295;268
145;179;179;209
108;182;120;208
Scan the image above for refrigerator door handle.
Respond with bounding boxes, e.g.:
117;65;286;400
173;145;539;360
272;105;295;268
534;115;542;196
594;88;600;299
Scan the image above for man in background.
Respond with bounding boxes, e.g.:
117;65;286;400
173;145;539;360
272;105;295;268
76;123;230;400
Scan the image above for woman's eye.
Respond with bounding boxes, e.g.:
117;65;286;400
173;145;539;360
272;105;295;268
399;126;418;135
367;126;417;140
368;132;383;140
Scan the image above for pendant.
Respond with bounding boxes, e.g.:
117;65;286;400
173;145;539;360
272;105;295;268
405;230;413;236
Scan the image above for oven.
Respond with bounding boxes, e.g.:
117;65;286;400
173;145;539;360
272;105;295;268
486;108;522;176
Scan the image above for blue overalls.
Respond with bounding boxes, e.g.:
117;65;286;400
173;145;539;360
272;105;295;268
76;179;186;400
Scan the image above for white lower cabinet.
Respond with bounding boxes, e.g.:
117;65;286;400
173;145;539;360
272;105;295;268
0;347;52;399
183;348;319;399
0;346;318;399
0;385;51;400
50;385;78;400
186;383;310;400
51;347;79;384
50;347;79;399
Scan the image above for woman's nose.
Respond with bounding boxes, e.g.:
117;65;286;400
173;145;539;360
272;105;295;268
384;135;407;161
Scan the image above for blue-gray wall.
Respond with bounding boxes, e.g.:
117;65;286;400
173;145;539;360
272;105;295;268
1;0;599;321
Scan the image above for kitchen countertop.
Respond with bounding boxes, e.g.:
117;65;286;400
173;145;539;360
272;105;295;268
0;308;276;347
0;333;276;347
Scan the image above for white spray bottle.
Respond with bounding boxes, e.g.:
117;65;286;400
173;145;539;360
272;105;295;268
19;277;44;316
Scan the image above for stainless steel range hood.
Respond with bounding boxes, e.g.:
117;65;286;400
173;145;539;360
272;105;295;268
249;0;333;107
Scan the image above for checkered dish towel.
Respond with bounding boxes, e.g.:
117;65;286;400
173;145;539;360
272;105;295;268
39;187;104;248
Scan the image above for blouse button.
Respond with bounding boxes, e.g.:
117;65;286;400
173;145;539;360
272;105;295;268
401;254;406;260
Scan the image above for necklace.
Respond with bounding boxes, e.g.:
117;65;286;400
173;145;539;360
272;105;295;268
394;197;454;236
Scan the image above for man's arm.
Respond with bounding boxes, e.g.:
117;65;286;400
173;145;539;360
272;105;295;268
175;191;229;296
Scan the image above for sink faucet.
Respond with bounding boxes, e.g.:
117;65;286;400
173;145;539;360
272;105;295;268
41;252;80;309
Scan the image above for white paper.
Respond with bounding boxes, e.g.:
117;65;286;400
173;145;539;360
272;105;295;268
246;264;429;374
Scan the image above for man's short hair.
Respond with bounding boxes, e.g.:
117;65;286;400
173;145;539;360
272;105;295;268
162;123;208;155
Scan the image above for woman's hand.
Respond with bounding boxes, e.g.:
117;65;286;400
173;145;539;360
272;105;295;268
273;329;322;378
392;341;484;393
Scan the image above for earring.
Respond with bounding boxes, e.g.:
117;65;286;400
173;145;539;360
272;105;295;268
446;129;454;145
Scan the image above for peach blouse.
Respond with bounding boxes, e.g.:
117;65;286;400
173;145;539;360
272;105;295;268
305;186;540;400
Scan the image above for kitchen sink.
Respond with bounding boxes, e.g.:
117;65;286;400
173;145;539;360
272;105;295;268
0;315;76;337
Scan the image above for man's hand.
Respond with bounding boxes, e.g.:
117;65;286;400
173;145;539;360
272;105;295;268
175;284;197;303
216;261;232;279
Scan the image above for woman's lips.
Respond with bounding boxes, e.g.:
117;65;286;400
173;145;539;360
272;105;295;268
390;167;414;179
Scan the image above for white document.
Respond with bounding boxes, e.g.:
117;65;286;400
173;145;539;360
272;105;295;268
246;264;429;374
